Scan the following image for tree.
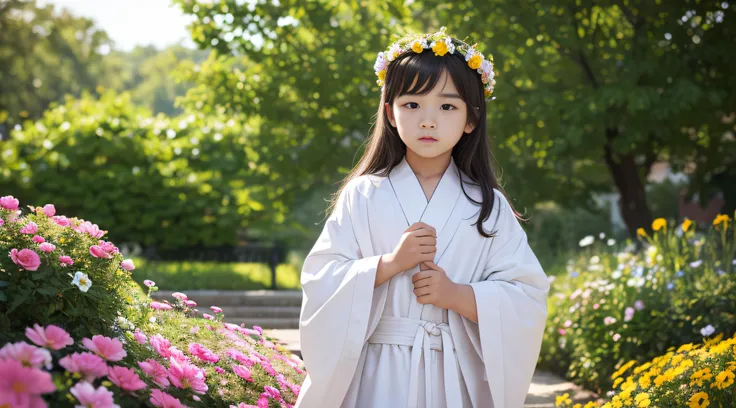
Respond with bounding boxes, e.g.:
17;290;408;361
419;0;736;235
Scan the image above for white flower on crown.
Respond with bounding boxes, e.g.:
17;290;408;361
387;43;403;62
374;51;387;73
464;48;476;62
444;36;455;54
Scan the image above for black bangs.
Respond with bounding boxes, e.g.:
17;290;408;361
384;50;485;116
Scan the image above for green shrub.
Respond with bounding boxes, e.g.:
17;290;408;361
540;213;736;393
0;196;138;341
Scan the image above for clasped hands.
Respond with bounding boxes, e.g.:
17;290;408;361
386;222;460;310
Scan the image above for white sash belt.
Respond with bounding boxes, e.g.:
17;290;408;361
367;316;462;408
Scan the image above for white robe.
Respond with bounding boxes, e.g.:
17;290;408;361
295;156;550;408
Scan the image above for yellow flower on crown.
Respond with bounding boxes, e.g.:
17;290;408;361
411;40;424;53
432;40;449;56
468;53;482;69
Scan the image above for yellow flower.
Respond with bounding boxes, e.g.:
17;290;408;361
556;393;572;407
411;41;424;53
713;214;730;227
678;343;695;353
638;374;651;389
711;370;734;390
432;41;449;56
377;70;386;81
690;368;713;387
635;393;651;408
484;88;492;98
682;218;693;232
709;341;731;355
652;218;667;231
573;404;582;408
468;54;482;70
584;402;598;408
636;228;647;238
612;377;624;389
688;391;709;408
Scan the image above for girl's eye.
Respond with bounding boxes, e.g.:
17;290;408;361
404;102;419;109
441;104;457;111
402;102;457;110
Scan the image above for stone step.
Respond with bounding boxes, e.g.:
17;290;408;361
152;290;303;307
203;306;301;319
226;317;300;330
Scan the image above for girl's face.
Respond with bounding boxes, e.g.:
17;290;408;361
385;70;476;160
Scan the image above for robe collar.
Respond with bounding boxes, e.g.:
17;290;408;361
388;155;463;236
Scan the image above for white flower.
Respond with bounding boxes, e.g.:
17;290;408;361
373;51;386;73
578;235;595;247
599;232;606;239
387;44;402;61
444;36;455;54
590;255;600;264
116;316;134;331
464;48;476;61
701;324;716;337
607;239;616;246
71;272;92;292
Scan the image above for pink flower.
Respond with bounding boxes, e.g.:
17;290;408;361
32;235;45;244
612;333;621;342
190;326;200;334
133;329;147;345
257;396;270;408
634;300;645;311
231;404;259;408
42;204;55;217
150;389;188;408
53;215;71;227
90;245;113;259
168;346;190;364
263;385;282;400
172;292;188;301
184;300;197;307
202;313;214;321
121;259;135;271
19;222;38;234
215;367;225;374
144;279;156;287
188;343;220;363
0;358;55;407
25;323;74;350
38;242;56;253
150;334;172;359
82;335;127;362
138;359;170;388
167;357;208;394
59;352;109;382
593;303;600;310
59;255;74;266
9;248;41;271
0;341;52;369
0;195;19;211
210;306;223;314
558;329;567;336
227;349;256;367
253;326;263;335
70;381;119;408
151;301;173;311
76;221;105;238
108;365;147;392
232;364;254;382
0;219;4;226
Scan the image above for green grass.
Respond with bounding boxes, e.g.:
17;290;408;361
129;257;302;291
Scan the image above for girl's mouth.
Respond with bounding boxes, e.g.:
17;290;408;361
419;137;437;143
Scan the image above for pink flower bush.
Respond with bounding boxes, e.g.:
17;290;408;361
59;352;109;382
89;240;118;258
32;235;45;243
108;365;148;392
189;343;220;363
19;222;38;234
0;358;56;407
138;359;171;388
53;215;71;226
134;329;147;345
210;306;223;314
172;292;188;301
59;255;74;266
150;389;188;408
144;279;156;287
0;341;52;369
184;300;197;307
203;313;215;321
82;335;127;362
25;324;74;350
70;381;119;408
0;195;20;211
9;248;41;271
150;334;173;359
167;357;208;394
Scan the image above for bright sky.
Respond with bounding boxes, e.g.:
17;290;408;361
38;0;196;51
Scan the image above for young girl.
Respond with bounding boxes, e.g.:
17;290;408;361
295;27;550;408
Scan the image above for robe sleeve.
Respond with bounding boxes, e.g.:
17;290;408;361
296;179;384;408
467;192;550;408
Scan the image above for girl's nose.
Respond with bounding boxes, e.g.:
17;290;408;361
420;121;436;129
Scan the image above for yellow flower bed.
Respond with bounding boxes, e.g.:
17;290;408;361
555;332;736;407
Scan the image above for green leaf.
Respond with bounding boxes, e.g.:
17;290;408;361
6;289;31;314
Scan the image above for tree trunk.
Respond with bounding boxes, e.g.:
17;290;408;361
603;128;654;237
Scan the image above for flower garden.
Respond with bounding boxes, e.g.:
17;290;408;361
0;196;305;407
545;214;736;407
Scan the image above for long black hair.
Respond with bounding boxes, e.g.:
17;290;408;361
327;41;519;238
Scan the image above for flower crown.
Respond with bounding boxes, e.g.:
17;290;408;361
373;27;497;101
